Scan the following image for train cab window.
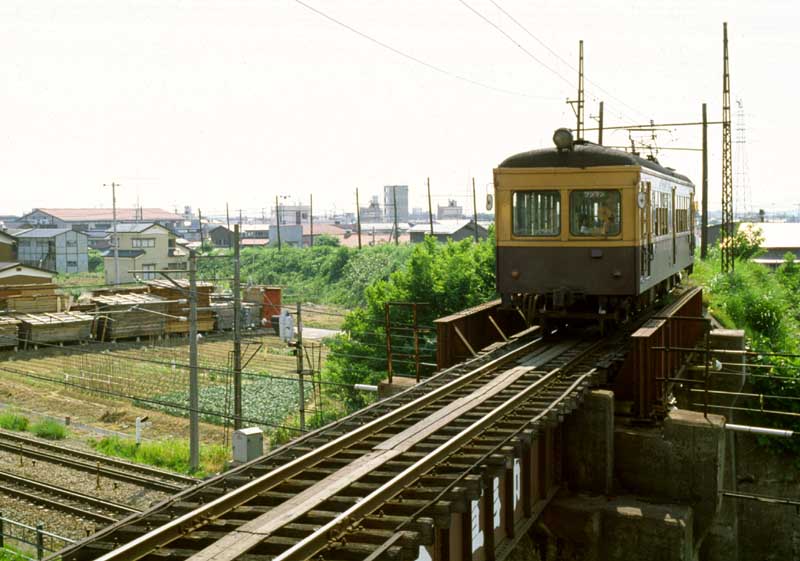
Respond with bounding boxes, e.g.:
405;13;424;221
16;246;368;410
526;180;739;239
570;190;621;236
512;191;560;236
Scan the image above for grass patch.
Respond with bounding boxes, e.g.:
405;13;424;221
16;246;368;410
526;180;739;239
0;548;27;561
30;419;67;440
89;436;229;475
0;412;29;431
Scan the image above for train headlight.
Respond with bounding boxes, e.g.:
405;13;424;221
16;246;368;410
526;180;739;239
553;128;574;151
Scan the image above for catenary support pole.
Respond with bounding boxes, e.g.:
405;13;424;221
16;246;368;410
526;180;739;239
701;103;709;259
198;209;204;251
233;225;242;430
188;249;199;472
296;302;305;431
598;101;604;145
309;194;314;247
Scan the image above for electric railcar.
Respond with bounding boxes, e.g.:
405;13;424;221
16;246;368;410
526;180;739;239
494;128;695;324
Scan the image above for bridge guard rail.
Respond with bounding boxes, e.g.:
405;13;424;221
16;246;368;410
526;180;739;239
434;299;528;369
617;287;705;419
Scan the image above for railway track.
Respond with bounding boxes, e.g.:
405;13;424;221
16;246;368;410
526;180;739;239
58;327;625;561
0;429;197;493
0;469;140;525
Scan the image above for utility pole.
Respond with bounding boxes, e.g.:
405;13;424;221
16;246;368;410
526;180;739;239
472;177;478;242
701;103;709;259
275;195;282;251
427;177;434;236
197;209;205;251
598;101;604;145
721;22;734;273
188;249;199;472
296;302;305;431
104;182;121;285
309;194;314;247
226;203;232;247
392;186;399;246
355;189;362;250
233;225;242;430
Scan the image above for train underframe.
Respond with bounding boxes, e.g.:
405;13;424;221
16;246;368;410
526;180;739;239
504;271;687;334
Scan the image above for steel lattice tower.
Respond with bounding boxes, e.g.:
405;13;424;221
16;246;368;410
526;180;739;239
721;22;734;273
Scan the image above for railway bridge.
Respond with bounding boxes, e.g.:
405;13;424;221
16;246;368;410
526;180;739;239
55;288;729;561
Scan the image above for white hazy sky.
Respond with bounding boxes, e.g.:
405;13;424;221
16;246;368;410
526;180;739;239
1;0;797;218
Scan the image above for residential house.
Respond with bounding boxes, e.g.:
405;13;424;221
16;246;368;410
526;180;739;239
14;228;88;274
103;223;188;284
0;231;16;262
207;225;233;248
18;208;184;232
409;220;488;244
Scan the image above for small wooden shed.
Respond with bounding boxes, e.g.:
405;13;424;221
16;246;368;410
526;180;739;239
16;312;93;346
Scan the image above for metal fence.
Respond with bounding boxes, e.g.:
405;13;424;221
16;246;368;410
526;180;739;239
0;513;74;560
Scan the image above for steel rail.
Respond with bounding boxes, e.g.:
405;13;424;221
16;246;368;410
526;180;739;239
0;469;140;518
0;438;186;494
89;336;547;561
273;366;583;561
53;332;544;561
0;470;141;525
0;428;195;488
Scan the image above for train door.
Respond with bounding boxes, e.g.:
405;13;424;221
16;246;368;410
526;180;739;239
671;186;677;265
640;182;652;279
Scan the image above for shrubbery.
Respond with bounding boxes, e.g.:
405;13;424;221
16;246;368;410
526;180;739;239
693;233;800;456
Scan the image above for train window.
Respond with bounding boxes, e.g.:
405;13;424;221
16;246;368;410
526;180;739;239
570;190;621;237
512;191;560;236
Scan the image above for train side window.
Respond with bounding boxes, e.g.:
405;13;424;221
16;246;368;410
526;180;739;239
570;190;621;237
512;191;561;236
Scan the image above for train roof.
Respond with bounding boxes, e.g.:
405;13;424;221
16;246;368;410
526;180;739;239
498;141;693;183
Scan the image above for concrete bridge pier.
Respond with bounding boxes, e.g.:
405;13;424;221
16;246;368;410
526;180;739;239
529;390;728;561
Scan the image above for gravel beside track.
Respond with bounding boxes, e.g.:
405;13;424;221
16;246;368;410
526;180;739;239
0;451;169;511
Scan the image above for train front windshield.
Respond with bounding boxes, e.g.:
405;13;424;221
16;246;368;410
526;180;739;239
570;190;621;237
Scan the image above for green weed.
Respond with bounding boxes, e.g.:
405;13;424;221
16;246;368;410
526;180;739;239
0;413;29;432
30;419;67;440
89;436;229;475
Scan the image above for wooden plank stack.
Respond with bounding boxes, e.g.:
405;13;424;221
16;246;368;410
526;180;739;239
0;283;67;314
91;293;169;341
145;280;215;333
0;317;20;348
16;312;93;346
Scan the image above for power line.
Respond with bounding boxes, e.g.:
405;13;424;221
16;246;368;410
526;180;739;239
455;0;573;90
291;0;553;101
486;0;650;123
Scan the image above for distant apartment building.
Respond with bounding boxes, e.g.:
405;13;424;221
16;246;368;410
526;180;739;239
360;196;383;223
103;223;188;284
437;200;464;220
15;228;89;274
383;185;409;222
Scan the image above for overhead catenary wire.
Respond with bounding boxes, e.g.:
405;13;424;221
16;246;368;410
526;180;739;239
291;0;551;101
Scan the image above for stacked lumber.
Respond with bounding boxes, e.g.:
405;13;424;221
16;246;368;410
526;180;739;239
0;317;20;348
0;283;66;314
210;295;262;331
16;312;93;345
145;280;215;333
91;293;169;340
